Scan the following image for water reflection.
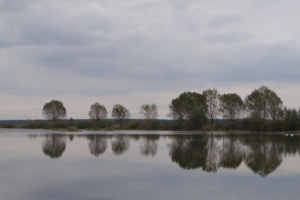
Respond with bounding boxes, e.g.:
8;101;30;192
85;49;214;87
168;134;300;177
243;137;283;177
42;135;67;159
220;136;243;169
140;135;159;157
36;133;300;177
168;135;208;170
87;135;107;157
111;135;131;155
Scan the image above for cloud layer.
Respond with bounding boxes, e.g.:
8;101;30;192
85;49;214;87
1;0;300;119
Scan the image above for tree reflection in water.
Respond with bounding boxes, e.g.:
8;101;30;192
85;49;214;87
140;135;159;157
244;137;284;177
220;135;243;169
168;135;207;170
42;135;67;159
168;134;300;177
38;133;300;177
88;135;108;157
203;134;221;173
111;135;131;155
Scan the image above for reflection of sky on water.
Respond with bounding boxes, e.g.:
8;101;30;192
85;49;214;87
0;132;300;200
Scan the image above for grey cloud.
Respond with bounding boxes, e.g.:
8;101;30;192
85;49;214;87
1;0;300;119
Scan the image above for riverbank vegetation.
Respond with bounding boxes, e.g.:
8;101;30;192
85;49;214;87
1;86;300;132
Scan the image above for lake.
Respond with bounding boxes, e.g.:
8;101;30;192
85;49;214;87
0;129;299;200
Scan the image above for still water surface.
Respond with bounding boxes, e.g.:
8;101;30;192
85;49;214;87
0;129;300;200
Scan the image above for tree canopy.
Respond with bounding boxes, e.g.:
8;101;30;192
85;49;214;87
42;100;67;121
219;93;244;121
140;104;159;119
88;103;108;121
203;89;219;126
244;86;283;119
111;104;131;123
167;92;207;121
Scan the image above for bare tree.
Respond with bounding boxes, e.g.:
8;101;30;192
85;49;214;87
203;89;219;126
140;104;159;119
88;103;108;121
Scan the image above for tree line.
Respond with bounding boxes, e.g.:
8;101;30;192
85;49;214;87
42;101;157;122
167;86;300;131
1;85;300;131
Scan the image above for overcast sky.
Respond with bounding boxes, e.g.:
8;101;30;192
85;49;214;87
0;0;300;120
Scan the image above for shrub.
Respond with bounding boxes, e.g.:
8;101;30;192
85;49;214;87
171;121;183;130
125;120;140;130
224;122;237;130
0;123;16;128
249;112;265;131
284;108;300;131
214;123;224;130
236;118;251;130
269;120;284;132
139;120;160;130
67;126;79;132
159;123;172;130
53;121;68;129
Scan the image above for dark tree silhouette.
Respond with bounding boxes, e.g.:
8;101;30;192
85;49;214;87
42;100;67;122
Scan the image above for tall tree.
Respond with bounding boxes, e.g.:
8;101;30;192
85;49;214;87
140;104;159;119
245;86;283;119
42;100;67;122
88;103;108;121
167;92;207;121
219;93;244;121
284;107;300;131
265;90;283;120
111;104;131;123
203;89;219;126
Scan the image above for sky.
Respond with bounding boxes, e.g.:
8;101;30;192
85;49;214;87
0;0;300;120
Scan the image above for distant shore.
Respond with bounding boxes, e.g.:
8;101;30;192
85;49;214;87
1;118;300;133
